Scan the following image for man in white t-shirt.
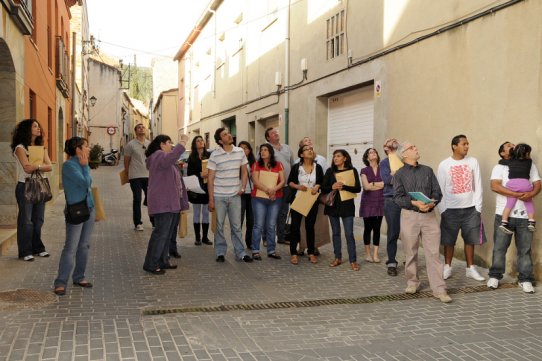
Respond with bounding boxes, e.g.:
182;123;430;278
487;141;540;293
437;135;486;282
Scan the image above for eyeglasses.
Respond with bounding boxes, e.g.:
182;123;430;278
303;147;313;152
402;145;416;153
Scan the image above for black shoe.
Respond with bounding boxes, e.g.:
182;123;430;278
164;263;178;269
277;239;289;244
143;267;166;275
216;255;225;262
194;240;202;246
242;255;253;263
170;251;181;258
202;239;213;245
267;253;281;260
387;267;398;276
314;248;320;256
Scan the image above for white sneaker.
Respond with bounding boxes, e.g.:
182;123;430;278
466;266;485;281
23;255;34;261
37;251;50;257
443;264;452;280
487;278;499;289
135;224;144;231
519;281;535;294
405;285;418;294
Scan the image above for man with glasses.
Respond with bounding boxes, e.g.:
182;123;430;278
393;142;451;303
124;124;155;233
487;141;540;293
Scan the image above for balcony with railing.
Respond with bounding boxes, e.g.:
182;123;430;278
56;36;70;98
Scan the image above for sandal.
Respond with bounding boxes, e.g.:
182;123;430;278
267;253;281;260
290;255;298;265
351;262;360;271
73;281;93;288
309;254;318;264
252;253;262;261
329;258;342;267
54;287;66;296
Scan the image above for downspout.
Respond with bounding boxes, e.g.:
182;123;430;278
71;31;77;137
284;0;290;143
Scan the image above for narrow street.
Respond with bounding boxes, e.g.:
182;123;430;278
0;165;540;361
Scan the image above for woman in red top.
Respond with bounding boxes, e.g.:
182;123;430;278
251;144;285;260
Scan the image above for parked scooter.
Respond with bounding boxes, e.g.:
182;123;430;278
102;149;119;166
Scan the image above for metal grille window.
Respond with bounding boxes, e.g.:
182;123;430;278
326;10;345;60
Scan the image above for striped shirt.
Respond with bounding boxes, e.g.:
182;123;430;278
208;146;248;197
393;162;442;211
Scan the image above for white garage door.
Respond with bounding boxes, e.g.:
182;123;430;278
328;86;374;215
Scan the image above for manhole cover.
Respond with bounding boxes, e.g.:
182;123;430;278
0;289;57;311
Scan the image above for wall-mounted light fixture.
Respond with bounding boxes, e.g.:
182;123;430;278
301;58;308;80
90;96;97;107
82;35;98;55
275;71;282;88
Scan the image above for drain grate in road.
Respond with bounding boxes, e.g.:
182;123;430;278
142;283;516;316
0;289;57;311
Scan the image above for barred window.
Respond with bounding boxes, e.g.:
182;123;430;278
326;10;345;60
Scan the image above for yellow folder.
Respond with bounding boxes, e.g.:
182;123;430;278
291;189;319;217
389;153;404;173
28;146;44;166
255;171;279;199
335;169;357;201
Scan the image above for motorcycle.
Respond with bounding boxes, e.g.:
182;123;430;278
102;149;119;166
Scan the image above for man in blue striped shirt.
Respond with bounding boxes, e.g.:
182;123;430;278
208;128;252;263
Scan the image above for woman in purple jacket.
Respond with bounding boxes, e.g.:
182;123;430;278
142;134;189;275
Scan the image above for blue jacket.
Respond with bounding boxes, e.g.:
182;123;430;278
62;157;94;208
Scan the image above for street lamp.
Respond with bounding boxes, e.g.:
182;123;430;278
90;96;97;107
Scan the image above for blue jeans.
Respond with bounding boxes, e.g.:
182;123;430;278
15;182;46;258
214;195;246;259
384;197;401;267
489;215;534;282
168;212;180;254
143;212;178;271
54;208;95;288
129;178;154;227
192;203;210;224
251;197;282;254
329;216;357;263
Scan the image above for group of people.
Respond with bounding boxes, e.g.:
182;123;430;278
10;118;539;302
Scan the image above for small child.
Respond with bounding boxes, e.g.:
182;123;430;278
499;143;536;234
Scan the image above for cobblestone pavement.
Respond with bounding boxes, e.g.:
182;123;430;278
0;165;540;361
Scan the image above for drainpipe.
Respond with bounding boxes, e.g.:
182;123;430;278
71;31;77;137
284;0;290;144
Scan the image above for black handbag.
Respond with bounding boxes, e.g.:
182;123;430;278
283;210;292;242
318;189;337;206
24;171;53;204
65;197;90;225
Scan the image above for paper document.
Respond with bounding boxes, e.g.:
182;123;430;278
290;189;319;217
256;171;279;199
119;169;128;186
408;192;433;204
184;175;206;194
202;159;208;184
335;169;357;201
389;153;404;173
28;146;44;166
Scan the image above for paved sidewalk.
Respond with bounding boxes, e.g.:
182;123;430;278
0;165;540;361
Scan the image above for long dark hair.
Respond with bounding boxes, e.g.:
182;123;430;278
64;137;87;157
189;136;210;162
257;143;277;169
238;141;256;167
145;135;171;158
331;149;353;172
11;119;44;151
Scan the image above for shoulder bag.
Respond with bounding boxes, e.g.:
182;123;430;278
65;197;90;225
24;171;53;204
318;189;337;206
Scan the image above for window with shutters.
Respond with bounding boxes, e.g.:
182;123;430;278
326;10;345;60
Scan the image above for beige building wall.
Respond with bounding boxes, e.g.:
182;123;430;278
0;1;30;227
177;0;542;279
153;89;179;141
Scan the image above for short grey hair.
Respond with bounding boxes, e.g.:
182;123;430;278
396;142;411;161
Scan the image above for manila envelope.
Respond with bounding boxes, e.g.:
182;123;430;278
202;159;208;184
335;169;357;201
290;189;319;217
389;153;404;173
255;171;278;199
28;146;44;166
119;169;129;186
